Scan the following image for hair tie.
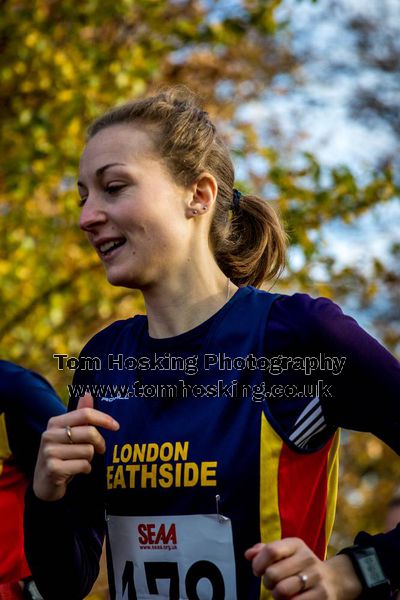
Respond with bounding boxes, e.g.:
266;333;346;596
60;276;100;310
231;188;242;211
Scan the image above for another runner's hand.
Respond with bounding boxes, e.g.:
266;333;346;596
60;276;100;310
33;393;119;502
245;538;363;599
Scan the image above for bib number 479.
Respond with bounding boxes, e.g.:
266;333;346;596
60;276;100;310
122;559;225;599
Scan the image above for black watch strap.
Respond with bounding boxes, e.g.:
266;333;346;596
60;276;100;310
338;545;391;599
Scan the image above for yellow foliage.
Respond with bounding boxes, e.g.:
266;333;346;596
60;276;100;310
25;32;39;48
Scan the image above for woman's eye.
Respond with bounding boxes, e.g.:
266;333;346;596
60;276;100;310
77;184;125;206
106;184;125;195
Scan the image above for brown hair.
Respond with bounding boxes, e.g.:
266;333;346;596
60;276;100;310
87;87;287;288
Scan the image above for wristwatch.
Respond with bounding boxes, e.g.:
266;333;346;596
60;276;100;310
338;545;392;599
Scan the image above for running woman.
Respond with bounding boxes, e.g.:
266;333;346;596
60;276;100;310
25;88;400;600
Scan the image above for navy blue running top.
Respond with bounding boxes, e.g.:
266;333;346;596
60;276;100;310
24;287;400;599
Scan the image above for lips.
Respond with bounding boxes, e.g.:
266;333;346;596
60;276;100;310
94;237;127;257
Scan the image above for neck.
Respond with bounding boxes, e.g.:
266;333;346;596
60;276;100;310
142;268;238;339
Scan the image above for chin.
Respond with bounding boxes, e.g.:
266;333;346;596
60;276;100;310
105;268;143;290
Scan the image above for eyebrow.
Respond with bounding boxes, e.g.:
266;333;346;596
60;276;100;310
77;162;127;187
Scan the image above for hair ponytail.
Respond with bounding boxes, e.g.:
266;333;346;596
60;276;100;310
210;193;287;288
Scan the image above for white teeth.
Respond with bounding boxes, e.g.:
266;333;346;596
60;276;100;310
100;240;120;253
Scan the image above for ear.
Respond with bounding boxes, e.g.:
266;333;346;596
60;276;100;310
187;172;218;217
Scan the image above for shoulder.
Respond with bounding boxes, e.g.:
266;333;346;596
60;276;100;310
272;292;346;325
268;291;400;378
247;287;344;322
265;291;395;367
268;292;358;346
0;359;61;404
0;361;64;448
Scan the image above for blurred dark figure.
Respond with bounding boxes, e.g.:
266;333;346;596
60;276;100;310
0;360;65;600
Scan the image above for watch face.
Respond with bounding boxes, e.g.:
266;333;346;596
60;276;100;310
358;551;388;587
339;546;391;596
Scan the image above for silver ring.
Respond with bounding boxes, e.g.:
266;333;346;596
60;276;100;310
297;573;308;592
65;425;73;444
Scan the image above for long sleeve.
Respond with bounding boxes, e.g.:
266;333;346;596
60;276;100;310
24;459;105;600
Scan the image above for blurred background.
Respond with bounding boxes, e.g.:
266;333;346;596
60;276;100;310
1;0;399;597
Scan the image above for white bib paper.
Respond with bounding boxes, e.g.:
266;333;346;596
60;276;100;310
107;514;237;599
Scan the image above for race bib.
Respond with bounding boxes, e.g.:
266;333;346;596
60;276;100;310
107;514;237;599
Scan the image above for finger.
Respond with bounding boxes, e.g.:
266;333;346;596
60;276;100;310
46;457;93;479
77;392;94;410
48;407;119;431
251;539;302;577
268;573;314;599
43;425;106;454
43;443;96;462
263;554;314;590
245;544;265;561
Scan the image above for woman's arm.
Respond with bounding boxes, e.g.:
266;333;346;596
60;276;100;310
254;295;400;598
24;391;119;600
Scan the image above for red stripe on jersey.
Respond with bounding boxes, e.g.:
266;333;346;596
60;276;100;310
0;461;30;582
278;437;336;559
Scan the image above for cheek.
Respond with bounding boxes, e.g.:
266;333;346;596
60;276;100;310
143;210;185;242
122;199;189;253
142;230;185;267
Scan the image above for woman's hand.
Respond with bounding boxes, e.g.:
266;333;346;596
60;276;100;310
33;393;119;502
245;538;363;599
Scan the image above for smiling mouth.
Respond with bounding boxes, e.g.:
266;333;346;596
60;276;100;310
99;239;127;256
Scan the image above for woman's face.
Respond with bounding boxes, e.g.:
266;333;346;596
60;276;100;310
78;124;194;289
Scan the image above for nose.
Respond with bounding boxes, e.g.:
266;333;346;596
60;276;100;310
79;194;107;232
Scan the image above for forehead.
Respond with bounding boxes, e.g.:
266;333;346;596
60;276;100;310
79;124;159;176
